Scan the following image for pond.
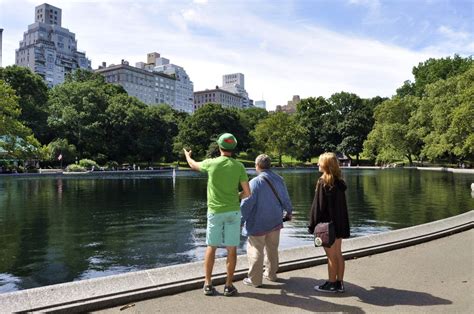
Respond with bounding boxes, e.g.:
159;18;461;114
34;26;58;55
0;168;472;293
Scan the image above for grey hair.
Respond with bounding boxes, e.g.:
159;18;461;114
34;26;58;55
255;154;271;169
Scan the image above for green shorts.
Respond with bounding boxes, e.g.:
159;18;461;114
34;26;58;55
206;210;241;247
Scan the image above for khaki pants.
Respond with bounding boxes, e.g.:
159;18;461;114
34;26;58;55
247;229;281;285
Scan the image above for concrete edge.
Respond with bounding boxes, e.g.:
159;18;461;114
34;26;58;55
1;211;472;313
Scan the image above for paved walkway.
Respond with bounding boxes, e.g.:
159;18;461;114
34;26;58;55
97;229;473;313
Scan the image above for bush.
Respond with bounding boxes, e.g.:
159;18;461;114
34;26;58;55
105;161;119;170
66;164;86;172
79;159;99;170
94;153;108;165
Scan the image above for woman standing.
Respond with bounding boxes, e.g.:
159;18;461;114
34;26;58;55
308;152;350;293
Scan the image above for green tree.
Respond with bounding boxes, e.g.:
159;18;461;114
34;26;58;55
363;96;421;165
419;66;474;162
174;103;247;159
238;107;269;131
252;111;294;166
398;54;473;97
104;94;147;162
0;65;50;143
47;73;126;158
238;107;269;157
0;80;41;159
396;80;416;98
65;69;106;83
328;92;377;164
293;97;338;161
138;105;181;163
148;104;188;162
44;138;77;165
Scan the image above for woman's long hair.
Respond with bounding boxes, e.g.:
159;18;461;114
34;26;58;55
318;152;342;188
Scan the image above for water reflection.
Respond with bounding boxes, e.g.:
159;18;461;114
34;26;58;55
0;169;472;292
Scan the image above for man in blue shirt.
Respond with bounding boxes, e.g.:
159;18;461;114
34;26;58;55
240;154;293;287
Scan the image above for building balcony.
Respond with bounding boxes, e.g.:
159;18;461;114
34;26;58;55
34;64;46;73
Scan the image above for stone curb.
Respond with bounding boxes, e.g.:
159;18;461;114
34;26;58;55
1;211;472;313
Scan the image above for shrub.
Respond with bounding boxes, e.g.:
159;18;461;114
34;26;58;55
105;160;119;170
79;159;99;170
66;164;86;172
94;153;108;165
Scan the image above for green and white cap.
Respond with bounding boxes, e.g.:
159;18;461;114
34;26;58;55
217;133;237;150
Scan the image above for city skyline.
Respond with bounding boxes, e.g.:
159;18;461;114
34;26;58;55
0;0;472;110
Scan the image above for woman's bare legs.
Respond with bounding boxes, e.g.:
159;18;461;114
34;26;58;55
323;245;338;282
334;239;345;281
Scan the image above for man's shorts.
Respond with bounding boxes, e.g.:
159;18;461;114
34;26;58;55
206;210;241;247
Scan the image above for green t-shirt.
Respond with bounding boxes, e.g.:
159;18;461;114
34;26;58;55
200;156;249;214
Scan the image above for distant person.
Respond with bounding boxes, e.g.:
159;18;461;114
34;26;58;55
241;154;293;287
183;133;250;297
308;152;350;293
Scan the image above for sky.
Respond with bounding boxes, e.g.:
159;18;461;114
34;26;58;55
0;0;473;110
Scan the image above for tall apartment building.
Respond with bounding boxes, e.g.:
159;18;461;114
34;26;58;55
254;100;266;110
276;95;300;113
146;52;194;113
15;3;91;87
220;73;251;108
194;87;243;110
96;60;176;106
95;52;193;112
223;73;244;87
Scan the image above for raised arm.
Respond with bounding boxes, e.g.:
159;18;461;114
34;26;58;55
183;148;201;171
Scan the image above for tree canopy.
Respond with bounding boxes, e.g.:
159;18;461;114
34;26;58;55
0;65;50;143
2;54;471;168
365;58;473;164
0;80;41;160
252;111;294;166
175;103;248;159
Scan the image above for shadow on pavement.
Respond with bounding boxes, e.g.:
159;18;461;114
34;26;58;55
239;277;364;313
348;284;453;307
239;276;451;312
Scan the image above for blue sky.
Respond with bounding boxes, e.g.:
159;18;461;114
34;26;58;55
0;0;472;109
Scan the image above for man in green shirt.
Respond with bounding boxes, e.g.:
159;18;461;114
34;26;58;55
183;133;250;297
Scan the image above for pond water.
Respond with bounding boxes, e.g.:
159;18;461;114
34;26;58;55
0;168;472;292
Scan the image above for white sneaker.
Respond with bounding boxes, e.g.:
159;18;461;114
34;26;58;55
243;277;262;287
263;274;278;282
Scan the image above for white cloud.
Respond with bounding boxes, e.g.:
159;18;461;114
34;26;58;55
438;25;470;41
0;0;456;110
421;25;474;56
182;8;198;21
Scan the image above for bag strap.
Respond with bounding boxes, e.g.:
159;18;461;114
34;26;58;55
262;176;283;207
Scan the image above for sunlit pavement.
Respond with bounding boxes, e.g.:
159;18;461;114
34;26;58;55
97;229;473;313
